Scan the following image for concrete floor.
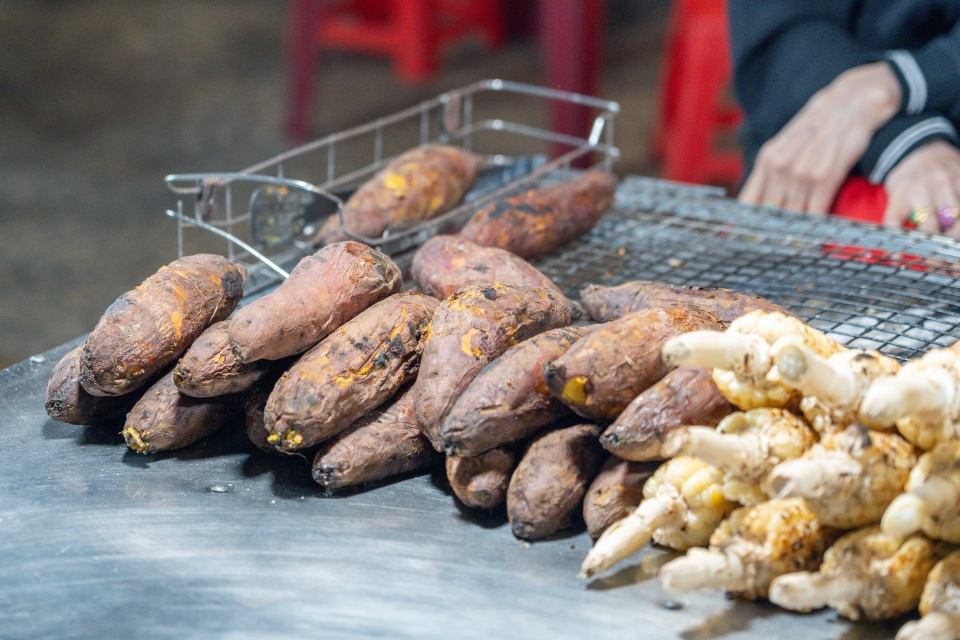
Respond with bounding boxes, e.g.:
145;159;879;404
0;0;668;368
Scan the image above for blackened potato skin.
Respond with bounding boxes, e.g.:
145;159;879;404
45;346;139;425
446;447;517;510
228;242;402;363
80;254;246;396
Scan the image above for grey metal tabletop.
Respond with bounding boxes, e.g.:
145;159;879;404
1;339;902;640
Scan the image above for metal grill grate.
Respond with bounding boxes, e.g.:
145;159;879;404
534;176;960;361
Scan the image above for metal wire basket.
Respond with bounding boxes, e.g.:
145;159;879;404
164;79;621;293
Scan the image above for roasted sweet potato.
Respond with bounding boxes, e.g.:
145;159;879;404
45;346;139;425
312;389;440;490
313;145;484;245
583;457;659;538
122;370;243;454
229;242;402;362
580;280;785;325
173;321;276;398
265;291;438;450
600;366;733;461
244;385;277;455
412;283;576;451
459;171;615;259
79;254;246;396
410;235;569;301
440;325;593;457
543;307;721;421
446;447;516;510
507;423;604;540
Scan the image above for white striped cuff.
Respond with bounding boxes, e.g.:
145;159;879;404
869;116;959;184
886;50;928;115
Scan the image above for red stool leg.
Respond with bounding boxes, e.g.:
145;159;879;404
395;0;438;83
287;0;324;141
652;0;686;160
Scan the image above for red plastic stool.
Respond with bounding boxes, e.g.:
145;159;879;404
831;176;886;225
654;0;742;185
288;0;504;139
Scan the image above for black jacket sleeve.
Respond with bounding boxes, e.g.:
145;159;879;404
881;20;960;119
729;0;875;167
857;114;960;183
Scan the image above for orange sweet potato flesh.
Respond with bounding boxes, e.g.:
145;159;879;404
600;366;732;461
312;388;440;490
583;457;659;538
459;171;615;259
410;235;569;301
264;291;438;451
411;283;576;451
507;423;605;540
79;254;246;397
313;145;484;245
173;321;276;398
580;280;786;326
543;306;722;421
440;325;593;457
45;346;140;425
121;370;244;454
446;447;516;510
228;242;402;363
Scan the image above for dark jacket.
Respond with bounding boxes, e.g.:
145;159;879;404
730;0;960;183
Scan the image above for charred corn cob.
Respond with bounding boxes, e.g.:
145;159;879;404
898;550;960;640
662;408;817;506
578;456;735;579
770;526;939;620
768;424;917;529
883;441;960;543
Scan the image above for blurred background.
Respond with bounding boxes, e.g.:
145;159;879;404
0;0;740;368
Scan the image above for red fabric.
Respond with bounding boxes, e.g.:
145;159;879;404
830;176;886;225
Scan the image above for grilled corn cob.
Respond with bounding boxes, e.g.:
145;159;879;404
662;409;817;506
578;456;735;579
898;550;960;640
770;526;939;621
658;497;839;599
768;424;917;529
883;441;960;543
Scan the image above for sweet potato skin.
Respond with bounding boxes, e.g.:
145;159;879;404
45;346;139;424
313;145;484;245
600;366;733;461
446;447;516;510
229;242;402;363
121;370;243;454
173;321;274;398
440;325;593;457
507;423;605;540
312;389;440;489
265;291;438;450
459;171;615;259
410;235;568;301
580;280;785;325
412;283;575;451
79;254;246;396
583;457;659;538
543;307;721;421
244;385;279;455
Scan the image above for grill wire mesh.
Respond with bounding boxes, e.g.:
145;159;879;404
533;176;960;361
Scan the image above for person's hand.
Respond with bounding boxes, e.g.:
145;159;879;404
739;62;902;214
883;140;960;237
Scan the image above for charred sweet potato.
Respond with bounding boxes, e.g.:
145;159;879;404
412;283;576;451
583;457;659;538
244;385;278;455
312;389;440;490
173;321;276;398
507;423;605;540
580;280;785;325
79;254;246;396
440;325;593;457
229;242;402;362
600;366;733;461
410;235;569;301
459;171;615;259
265;291;438;451
45;346;139;425
313;145;484;245
543;307;721;421
446;447;516;510
122;370;243;454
